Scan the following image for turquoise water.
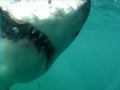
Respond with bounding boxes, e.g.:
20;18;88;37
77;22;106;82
2;0;120;90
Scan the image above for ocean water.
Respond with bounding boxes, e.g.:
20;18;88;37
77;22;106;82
1;0;120;90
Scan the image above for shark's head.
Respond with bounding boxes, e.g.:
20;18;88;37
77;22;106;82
0;0;90;90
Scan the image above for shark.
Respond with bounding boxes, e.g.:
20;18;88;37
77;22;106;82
0;0;91;90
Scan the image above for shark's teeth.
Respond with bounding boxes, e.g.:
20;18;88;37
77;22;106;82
30;30;41;39
12;27;19;33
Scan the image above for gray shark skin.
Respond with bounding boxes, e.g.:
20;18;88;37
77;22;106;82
0;0;91;90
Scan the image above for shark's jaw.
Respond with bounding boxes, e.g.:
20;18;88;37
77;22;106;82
0;0;90;90
2;9;55;67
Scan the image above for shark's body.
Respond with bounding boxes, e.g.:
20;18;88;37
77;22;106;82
0;0;90;90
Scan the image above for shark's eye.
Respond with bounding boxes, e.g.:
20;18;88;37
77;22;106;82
74;31;80;38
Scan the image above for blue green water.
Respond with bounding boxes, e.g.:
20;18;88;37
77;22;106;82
2;0;120;90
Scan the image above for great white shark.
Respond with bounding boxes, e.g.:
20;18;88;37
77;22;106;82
0;0;90;90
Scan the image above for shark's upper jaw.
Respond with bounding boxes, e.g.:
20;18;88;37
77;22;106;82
1;8;55;67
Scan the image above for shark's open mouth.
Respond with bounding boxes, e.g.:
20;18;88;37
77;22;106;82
0;8;55;66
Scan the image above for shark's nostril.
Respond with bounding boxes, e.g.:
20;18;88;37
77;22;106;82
48;0;52;4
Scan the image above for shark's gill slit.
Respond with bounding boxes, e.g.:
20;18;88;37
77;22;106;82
1;8;56;67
